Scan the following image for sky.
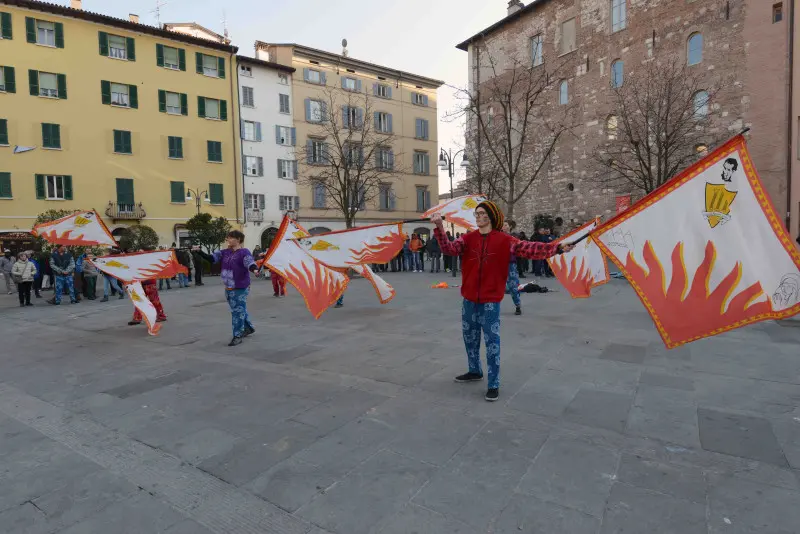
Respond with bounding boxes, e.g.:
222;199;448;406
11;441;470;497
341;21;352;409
68;0;510;195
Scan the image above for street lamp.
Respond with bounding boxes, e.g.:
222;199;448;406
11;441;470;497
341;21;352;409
185;189;209;215
438;148;470;277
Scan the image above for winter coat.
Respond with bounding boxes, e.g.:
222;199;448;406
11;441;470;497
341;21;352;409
0;256;14;274
11;260;37;283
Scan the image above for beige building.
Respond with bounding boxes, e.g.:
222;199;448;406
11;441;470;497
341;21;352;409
254;41;443;234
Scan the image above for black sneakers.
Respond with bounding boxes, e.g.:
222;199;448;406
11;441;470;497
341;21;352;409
228;336;243;347
454;372;483;382
243;326;255;337
485;388;500;402
515;306;522;315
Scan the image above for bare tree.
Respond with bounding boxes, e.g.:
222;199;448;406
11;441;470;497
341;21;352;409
591;57;727;195
296;85;404;228
451;43;576;219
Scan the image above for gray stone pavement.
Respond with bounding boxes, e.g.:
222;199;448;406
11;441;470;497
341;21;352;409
0;271;800;533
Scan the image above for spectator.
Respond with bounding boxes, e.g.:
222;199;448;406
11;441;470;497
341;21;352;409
0;249;15;294
48;245;78;305
29;251;43;298
11;252;36;307
191;247;206;286
410;233;423;272
428;233;441;273
402;238;412;272
82;257;99;300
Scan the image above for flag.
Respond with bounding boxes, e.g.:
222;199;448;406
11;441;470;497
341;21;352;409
292;223;406;267
357;264;396;304
548;219;610;298
423;194;487;231
261;216;348;319
32;210;116;247
89;250;187;283
125;281;161;336
13;145;36;154
594;135;800;348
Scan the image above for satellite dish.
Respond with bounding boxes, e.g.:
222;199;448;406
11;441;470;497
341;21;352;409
342;38;348;48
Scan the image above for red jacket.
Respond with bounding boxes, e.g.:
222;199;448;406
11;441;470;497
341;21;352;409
435;227;561;303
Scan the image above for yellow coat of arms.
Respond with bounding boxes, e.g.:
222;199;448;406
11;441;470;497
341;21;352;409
704;183;737;228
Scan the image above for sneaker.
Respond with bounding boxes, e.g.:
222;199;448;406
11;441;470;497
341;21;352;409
228;336;243;347
118;294;125;299
48;299;58;305
71;300;78;304
35;293;42;298
334;303;343;308
454;372;483;383
19;303;24;308
273;293;279;297
515;306;522;316
243;325;255;337
25;302;33;307
100;297;109;302
485;388;500;402
156;317;166;323
128;321;141;326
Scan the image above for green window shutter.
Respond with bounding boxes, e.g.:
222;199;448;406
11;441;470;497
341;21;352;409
3;67;13;93
167;136;174;156
0;12;12;40
25;17;35;43
114;130;132;154
195;52;203;74
170;181;184;203
0;119;7;145
35;174;45;199
156;43;164;67
0;172;11;198
100;80;110;104
63;175;73;200
209;183;223;204
98;31;108;56
42;123;51;147
115;178;133;205
126;37;135;61
128;84;138;108
207;141;221;162
57;73;67;99
52;124;61;148
158;89;166;112
219;99;227;121
175;137;183;158
218;57;225;79
123;131;132;153
178;49;186;71
54;22;64;48
113;130;121;152
197;96;205;118
28;69;38;96
207;140;212;161
180;93;188;115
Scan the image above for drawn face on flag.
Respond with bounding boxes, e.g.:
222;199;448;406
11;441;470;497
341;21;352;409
594;136;800;348
90;251;187;283
292;223;406;268
548;219;610;298
32;210;117;247
125;281;161;336
423;195;487;231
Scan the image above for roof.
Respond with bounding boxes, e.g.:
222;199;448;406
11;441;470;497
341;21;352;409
162;21;228;44
456;0;549;51
1;0;238;53
236;55;295;74
256;41;444;88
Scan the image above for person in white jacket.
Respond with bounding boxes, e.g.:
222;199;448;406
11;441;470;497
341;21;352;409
0;250;15;294
11;252;37;307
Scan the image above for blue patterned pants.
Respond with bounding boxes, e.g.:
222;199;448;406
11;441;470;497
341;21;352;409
225;287;253;338
462;299;502;389
506;263;521;307
54;275;76;304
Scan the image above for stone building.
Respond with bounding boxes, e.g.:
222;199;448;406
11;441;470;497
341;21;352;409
457;0;789;235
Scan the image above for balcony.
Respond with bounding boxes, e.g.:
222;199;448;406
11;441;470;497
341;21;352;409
106;201;146;221
245;208;264;223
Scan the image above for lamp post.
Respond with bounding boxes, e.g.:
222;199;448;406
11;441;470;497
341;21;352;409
438;148;470;277
185;189;209;215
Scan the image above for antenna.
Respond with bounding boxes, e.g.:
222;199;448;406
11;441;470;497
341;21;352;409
341;38;348;57
150;0;168;26
222;10;229;42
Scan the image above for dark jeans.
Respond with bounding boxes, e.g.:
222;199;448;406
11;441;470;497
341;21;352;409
85;276;97;299
17;281;32;305
33;276;43;295
195;266;203;285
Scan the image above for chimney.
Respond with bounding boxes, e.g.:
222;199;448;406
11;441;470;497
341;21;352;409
70;0;82;10
129;13;140;23
507;1;524;15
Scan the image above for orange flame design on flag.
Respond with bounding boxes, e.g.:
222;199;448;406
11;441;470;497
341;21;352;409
138;257;187;280
283;260;348;319
37;229;108;247
441;210;475;230
550;255;594;298
626;241;773;346
348;230;406;264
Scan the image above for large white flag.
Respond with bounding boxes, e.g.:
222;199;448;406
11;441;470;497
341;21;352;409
548;219;610;298
125;281;161;336
32;210;116;247
292;223;406;267
89;251;187;283
423;194;486;231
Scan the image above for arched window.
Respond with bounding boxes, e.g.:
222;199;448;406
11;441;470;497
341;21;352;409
611;60;624;88
688;33;703;65
607;115;618;140
693;90;709;119
559;80;569;105
260;227;279;250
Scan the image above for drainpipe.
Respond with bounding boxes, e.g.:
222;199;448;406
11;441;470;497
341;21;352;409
788;0;795;234
231;50;242;225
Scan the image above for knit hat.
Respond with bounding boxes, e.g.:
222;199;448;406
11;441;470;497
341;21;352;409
476;200;504;231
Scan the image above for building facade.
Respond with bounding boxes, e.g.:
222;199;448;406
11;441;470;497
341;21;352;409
458;0;790;235
0;0;241;248
254;41;443;235
236;56;297;251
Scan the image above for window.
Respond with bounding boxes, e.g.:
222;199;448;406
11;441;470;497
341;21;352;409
559;80;569;105
239;65;252;77
308;139;327;164
163;46;180;69
115;178;135;211
342;77;359;91
412;92;428;106
242;86;254;107
199;53;224;78
100;80;135;108
1;12;11;40
688;33;703;66
35;174;71;200
607;115;618;140
113;130;132;154
0;172;11;199
376;112;392;133
108;34;127;59
166;91;181;114
560;18;576;55
413;152;430;175
415;118;429;140
278;159;296;179
306;99;325;122
0;66;15;93
279;94;290;114
531;35;543;66
278;73;289;85
416;186;431;212
168;136;183;159
279;195;300;211
0;67;5;92
349;186;366;211
243;120;257;141
376;148;394;170
209;183;224;205
611;60;624;88
207;141;222;162
41;123;60;149
39;72;58;98
346;145;363;166
304;68;323;84
312;182;326;208
199;97;227;120
774;3;784;23
379;185;395;211
244;156;263;176
111;82;129;106
170;181;185;203
693;91;709;120
611;0;627;32
245;193;265;210
276;126;295;146
158;90;186;115
344;106;362;129
374;83;391;98
36;20;55;46
0;119;7;145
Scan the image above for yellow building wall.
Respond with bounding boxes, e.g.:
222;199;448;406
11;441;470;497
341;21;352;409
0;4;241;246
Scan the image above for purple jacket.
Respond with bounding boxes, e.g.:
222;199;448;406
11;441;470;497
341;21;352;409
212;248;256;290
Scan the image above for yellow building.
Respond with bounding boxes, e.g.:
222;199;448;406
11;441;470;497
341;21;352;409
254;41;443;234
0;0;241;248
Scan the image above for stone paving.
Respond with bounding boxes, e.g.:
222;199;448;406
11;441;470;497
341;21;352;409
0;271;799;533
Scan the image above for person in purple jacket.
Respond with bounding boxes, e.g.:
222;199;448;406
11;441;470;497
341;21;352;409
199;230;261;346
